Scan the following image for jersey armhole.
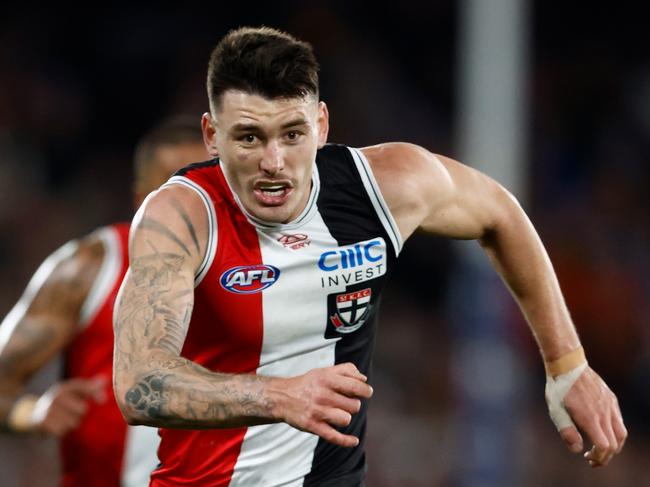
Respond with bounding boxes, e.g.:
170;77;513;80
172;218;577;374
79;227;122;328
163;176;218;287
347;147;404;256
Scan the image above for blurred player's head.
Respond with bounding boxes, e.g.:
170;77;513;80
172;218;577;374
133;116;208;207
202;27;329;224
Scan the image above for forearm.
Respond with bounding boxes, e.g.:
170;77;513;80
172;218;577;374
116;351;284;429
479;193;580;361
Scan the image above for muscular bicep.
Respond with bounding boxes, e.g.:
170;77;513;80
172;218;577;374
113;185;208;397
0;239;100;392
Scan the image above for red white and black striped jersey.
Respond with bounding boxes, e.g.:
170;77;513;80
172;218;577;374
63;223;160;487
152;144;402;487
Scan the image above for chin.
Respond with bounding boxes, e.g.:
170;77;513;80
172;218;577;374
255;207;293;223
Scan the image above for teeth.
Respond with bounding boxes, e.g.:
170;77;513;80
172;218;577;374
261;185;284;191
262;189;284;197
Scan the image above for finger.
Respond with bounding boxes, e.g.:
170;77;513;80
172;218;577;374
322;391;362;414
611;402;627;454
581;424;610;467
58;410;83;432
311;421;359;448
559;426;584;453
62;377;106;400
330;376;373;400
585;448;605;468
334;363;367;381
54;393;90;417
321;407;353;428
87;375;108;403
43;408;81;437
598;414;618;466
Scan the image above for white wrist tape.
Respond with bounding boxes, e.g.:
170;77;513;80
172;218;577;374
545;362;588;430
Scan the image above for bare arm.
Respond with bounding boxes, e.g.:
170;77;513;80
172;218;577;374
113;185;372;446
0;237;106;435
363;142;626;466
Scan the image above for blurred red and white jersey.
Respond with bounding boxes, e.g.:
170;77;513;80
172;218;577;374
63;222;159;487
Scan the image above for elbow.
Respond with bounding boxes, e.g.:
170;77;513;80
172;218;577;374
480;185;527;244
113;371;156;426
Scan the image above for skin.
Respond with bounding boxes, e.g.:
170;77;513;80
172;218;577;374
114;90;626;466
0;141;207;436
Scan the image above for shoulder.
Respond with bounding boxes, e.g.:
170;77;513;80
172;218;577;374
129;184;210;270
12;226;113;325
359;143;455;239
360;142;453;191
40;229;106;293
137;181;209;219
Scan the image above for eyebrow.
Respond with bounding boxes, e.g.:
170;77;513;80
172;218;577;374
229;117;309;134
280;117;309;129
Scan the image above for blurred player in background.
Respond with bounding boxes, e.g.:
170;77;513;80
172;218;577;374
0;116;208;487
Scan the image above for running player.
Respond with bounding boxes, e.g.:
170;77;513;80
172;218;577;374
0;116;208;486
113;27;627;486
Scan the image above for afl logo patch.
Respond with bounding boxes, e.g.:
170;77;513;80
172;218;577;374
220;265;281;294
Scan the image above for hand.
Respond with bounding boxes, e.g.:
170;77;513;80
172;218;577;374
556;367;627;467
32;375;107;437
280;362;373;448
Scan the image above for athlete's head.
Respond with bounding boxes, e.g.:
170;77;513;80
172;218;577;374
202;26;329;224
133;116;209;207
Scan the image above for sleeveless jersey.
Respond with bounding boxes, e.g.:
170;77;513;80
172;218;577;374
62;223;160;487
151;144;403;487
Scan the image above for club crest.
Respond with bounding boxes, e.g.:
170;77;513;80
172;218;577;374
329;288;372;333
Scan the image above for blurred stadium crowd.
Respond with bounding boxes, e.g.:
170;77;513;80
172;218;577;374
1;2;647;486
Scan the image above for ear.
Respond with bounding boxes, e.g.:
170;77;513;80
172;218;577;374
316;101;329;148
201;112;219;157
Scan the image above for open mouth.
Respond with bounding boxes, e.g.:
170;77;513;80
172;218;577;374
253;182;293;206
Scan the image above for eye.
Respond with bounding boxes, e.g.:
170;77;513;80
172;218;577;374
241;134;257;144
285;131;301;142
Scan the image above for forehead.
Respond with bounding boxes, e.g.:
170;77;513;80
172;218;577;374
216;90;318;128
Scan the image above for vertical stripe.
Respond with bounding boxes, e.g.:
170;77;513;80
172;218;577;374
152;167;266;486
121;426;161;487
228;212;343;486
79;227;121;327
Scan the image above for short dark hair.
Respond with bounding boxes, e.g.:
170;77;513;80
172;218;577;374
207;26;320;111
133;115;203;184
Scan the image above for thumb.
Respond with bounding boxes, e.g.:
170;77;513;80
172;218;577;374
67;376;107;403
559;425;584;454
86;375;108;403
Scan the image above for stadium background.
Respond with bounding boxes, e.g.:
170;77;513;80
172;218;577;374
1;2;647;485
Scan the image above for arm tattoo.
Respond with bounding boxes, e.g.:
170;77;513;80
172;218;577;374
170;197;201;255
136;217;192;256
116;214;277;428
126;374;168;420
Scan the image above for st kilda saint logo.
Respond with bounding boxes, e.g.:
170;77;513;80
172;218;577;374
277;233;311;250
329;288;372;333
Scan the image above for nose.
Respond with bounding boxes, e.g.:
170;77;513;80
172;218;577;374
259;140;284;176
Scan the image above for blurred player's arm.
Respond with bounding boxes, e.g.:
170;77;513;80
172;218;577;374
0;237;107;436
364;142;626;467
113;185;371;447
